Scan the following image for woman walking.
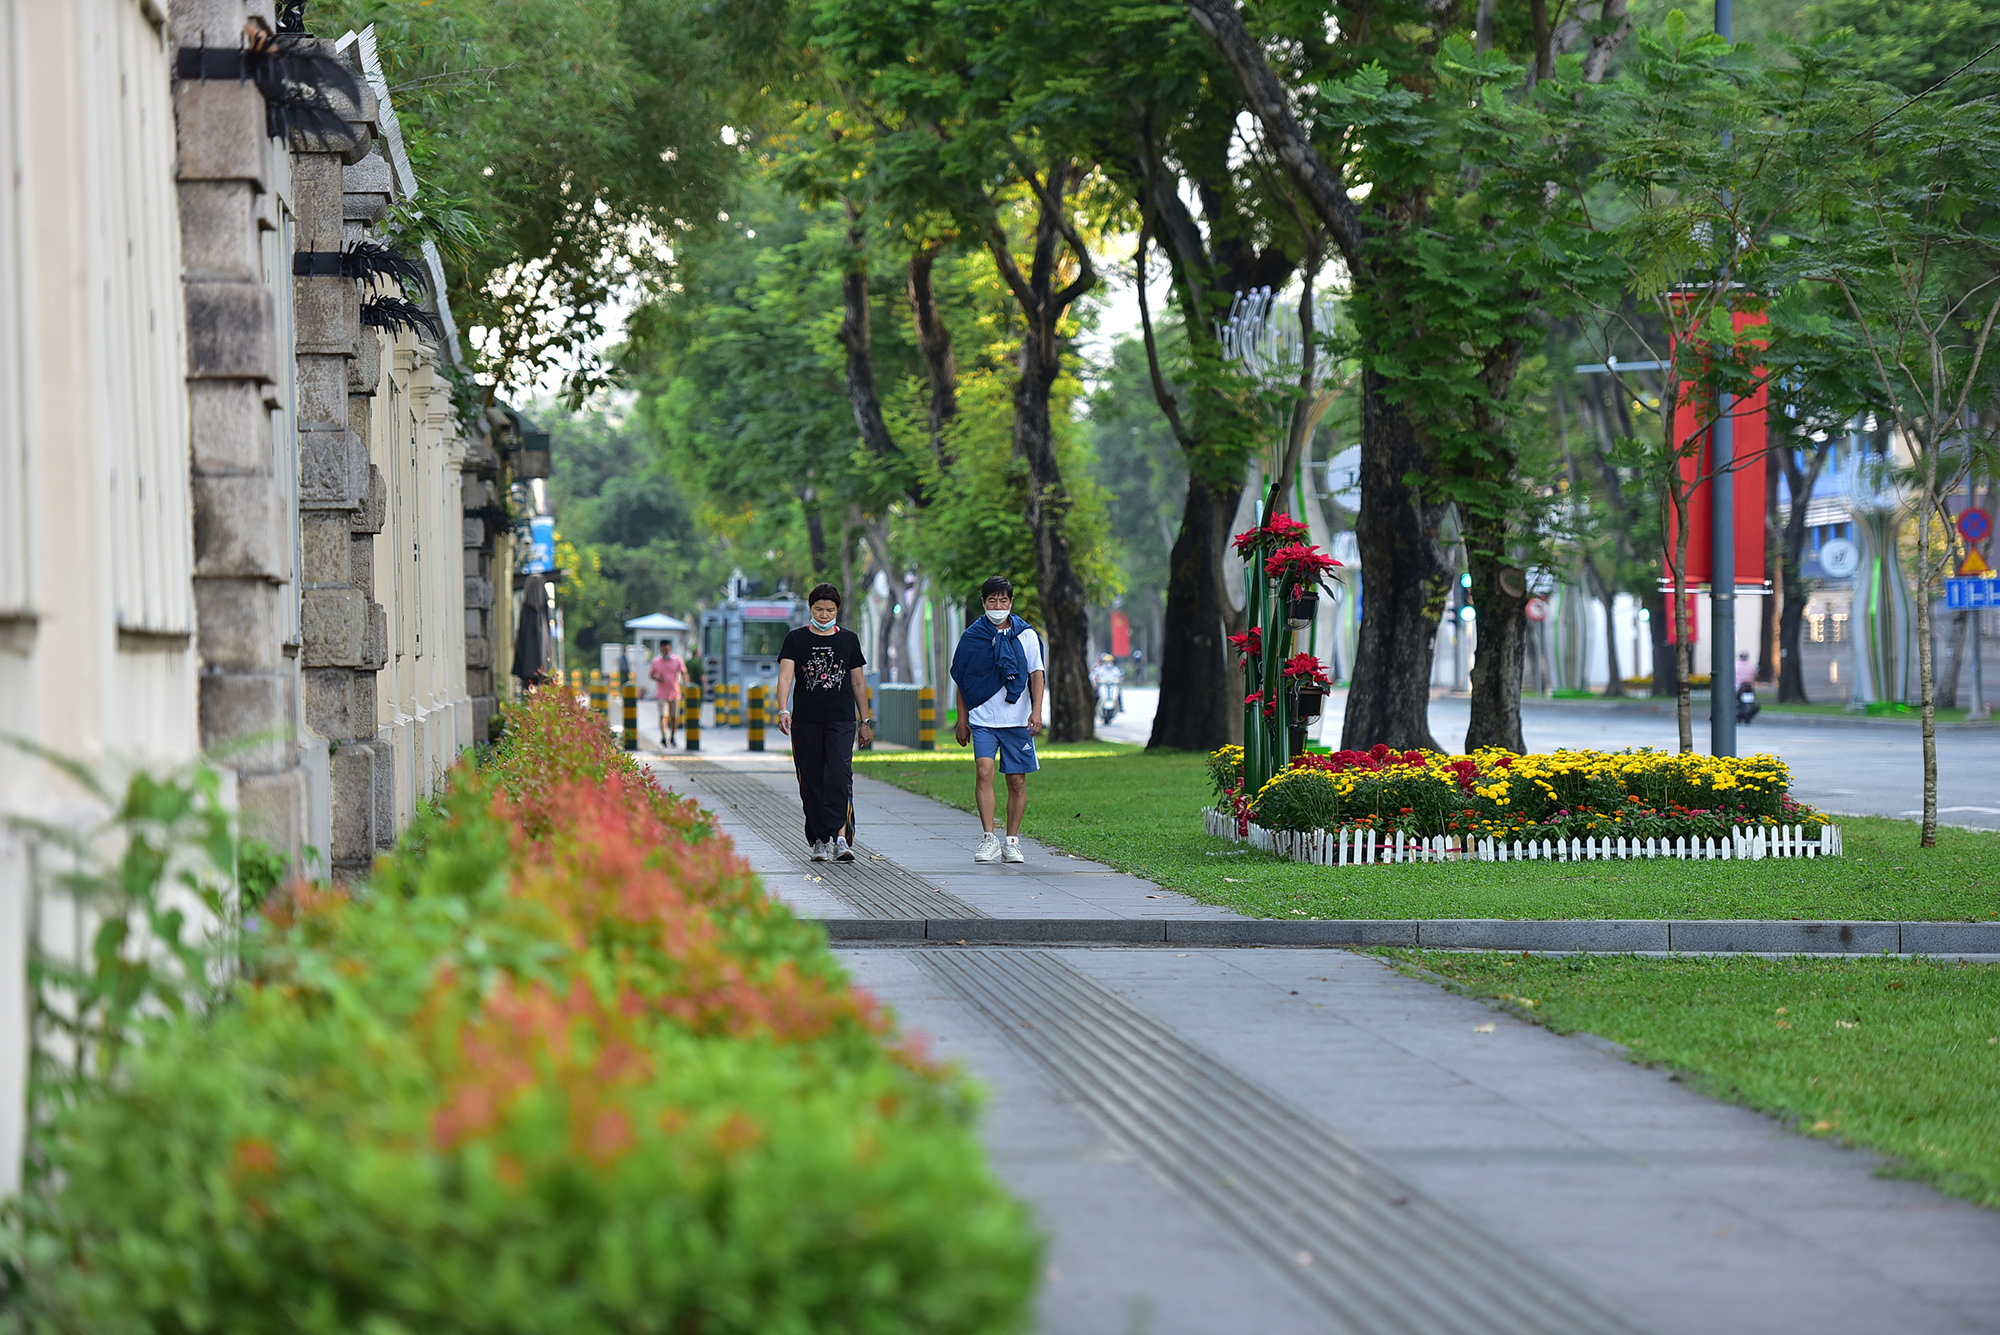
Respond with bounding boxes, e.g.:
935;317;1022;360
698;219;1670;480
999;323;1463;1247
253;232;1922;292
775;584;874;862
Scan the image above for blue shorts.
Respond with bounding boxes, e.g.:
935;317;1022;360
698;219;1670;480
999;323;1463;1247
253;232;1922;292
970;724;1039;774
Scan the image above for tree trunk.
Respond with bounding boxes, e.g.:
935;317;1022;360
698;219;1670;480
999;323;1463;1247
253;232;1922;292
1150;474;1244;751
1645;585;1678;698
1940;611;1968;710
1463;515;1528;751
1014;325;1095;741
1341;368;1447;751
1918;448;1939;846
1758;459;1779;682
801;486;829;577
906;241;959;468
1775;439;1828;703
1777;578;1812;704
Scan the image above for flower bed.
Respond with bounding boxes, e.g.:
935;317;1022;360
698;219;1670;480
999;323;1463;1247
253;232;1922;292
15;689;1038;1332
1207;743;1841;863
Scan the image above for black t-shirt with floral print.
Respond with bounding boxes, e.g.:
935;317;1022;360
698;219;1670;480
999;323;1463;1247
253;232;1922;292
779;627;867;723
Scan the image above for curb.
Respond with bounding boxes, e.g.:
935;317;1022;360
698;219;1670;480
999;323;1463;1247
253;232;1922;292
1503;693;1996;733
815;917;2000;953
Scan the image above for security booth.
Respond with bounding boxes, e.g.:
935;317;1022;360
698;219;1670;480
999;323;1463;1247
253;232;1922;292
699;593;807;705
625;613;693;667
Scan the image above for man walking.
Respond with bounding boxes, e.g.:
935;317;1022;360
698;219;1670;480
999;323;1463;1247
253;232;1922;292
776;584;874;862
649;637;688;748
950;576;1044;864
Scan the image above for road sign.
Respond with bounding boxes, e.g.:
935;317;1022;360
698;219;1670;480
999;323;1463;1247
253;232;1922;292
1945;577;2000;610
1524;596;1550;622
1959;507;1992;544
1962;549;1992;576
1818;538;1859;579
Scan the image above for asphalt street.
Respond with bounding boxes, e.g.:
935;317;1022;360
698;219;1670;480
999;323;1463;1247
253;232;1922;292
1098;686;2000;830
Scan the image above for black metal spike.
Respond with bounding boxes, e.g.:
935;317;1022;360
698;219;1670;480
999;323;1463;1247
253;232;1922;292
342;241;429;293
360;297;444;342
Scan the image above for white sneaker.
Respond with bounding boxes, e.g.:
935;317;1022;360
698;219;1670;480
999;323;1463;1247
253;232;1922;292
809;840;829;862
833;835;855;862
973;832;1004;863
1002;837;1026;864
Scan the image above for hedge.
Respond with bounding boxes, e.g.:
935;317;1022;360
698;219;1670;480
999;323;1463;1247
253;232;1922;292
11;689;1039;1334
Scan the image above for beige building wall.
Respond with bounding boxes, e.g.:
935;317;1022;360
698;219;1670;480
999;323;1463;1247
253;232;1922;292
0;0;203;1196
366;336;473;831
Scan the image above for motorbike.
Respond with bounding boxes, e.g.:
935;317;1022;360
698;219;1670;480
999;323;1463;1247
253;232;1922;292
1096;677;1121;725
1735;681;1760;726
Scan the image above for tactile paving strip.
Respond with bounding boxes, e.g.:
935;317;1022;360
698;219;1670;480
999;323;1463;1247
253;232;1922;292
663;758;981;920
918;949;1648;1335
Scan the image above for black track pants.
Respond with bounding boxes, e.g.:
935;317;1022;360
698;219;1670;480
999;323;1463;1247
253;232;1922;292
791;720;856;844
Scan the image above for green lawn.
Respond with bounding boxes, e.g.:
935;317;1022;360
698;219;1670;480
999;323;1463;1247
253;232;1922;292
855;745;2000;921
1386;951;2000;1209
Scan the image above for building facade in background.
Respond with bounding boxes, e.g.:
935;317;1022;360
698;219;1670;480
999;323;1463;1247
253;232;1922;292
0;0;513;1194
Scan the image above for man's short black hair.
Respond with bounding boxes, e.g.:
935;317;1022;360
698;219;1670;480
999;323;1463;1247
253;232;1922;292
980;576;1014;601
806;582;842;608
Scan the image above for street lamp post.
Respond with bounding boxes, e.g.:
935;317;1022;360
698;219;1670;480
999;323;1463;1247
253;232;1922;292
1710;0;1738;758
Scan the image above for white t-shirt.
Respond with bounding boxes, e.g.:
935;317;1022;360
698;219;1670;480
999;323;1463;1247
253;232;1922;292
967;626;1044;729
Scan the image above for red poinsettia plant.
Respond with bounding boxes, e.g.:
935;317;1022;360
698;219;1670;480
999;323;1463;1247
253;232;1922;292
1242;690;1278;718
1231;512;1314;557
1263;543;1342;583
1280;653;1332;690
1226;626;1262;668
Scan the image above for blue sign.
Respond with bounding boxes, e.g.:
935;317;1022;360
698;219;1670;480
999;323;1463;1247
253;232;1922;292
1945;577;2000;609
527;515;556;574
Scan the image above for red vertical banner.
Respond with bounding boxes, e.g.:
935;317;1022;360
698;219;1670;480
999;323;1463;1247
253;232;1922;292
1663;593;1701;645
1110;609;1131;657
1662;307;1769;591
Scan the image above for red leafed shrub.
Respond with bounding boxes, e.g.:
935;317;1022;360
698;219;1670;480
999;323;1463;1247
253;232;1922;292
19;686;1039;1333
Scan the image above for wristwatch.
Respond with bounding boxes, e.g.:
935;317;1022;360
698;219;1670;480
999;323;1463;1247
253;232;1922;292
861;717;874;726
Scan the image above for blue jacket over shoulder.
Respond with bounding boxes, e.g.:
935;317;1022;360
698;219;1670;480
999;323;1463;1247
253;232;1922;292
951;614;1032;712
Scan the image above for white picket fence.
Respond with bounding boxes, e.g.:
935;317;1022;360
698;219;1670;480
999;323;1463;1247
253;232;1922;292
1203;808;1843;865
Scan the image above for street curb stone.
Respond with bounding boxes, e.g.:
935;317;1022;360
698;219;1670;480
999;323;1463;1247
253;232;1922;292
1899;921;2000;953
1166;919;1418;946
814;917;2000;953
1420;920;1670;952
1668;920;1900;954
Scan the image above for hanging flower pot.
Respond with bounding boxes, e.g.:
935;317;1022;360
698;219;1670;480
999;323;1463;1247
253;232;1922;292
1287;588;1320;628
1291;684;1326;722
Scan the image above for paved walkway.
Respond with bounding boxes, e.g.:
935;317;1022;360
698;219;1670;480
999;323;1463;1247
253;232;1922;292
651;740;2000;1335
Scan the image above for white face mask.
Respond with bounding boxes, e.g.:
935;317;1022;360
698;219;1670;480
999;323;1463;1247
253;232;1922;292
985;607;1010;624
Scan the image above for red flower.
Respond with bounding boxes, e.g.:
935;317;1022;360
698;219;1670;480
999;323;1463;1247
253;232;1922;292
1232;513;1316;557
1226;626;1263;668
1263;543;1341;581
1281;653;1332;689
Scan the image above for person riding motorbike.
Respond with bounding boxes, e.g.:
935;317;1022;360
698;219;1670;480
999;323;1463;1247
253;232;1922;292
1734;652;1760;725
1090;653;1124;723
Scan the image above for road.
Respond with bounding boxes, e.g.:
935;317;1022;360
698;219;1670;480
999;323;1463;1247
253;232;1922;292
1098;686;2000;830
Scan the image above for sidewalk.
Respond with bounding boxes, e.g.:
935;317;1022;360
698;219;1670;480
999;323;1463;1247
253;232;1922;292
652;739;2000;1335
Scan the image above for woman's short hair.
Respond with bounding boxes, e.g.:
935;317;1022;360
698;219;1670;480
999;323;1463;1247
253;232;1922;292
980;576;1014;601
806;582;842;608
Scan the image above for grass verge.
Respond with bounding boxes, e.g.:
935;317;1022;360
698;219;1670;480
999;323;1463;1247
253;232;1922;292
854;745;2000;921
1380;951;2000;1209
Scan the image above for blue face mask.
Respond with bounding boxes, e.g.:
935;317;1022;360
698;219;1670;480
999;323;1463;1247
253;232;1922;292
812;613;837;630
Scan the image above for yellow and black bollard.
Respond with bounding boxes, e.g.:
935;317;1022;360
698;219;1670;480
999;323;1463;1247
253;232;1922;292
729;681;743;728
589;671;607;731
748;684;766;752
685;682;701;751
622;678;638;751
918;685;936;751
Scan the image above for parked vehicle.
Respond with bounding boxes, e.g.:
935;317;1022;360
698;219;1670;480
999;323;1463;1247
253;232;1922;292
699;586;807;705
